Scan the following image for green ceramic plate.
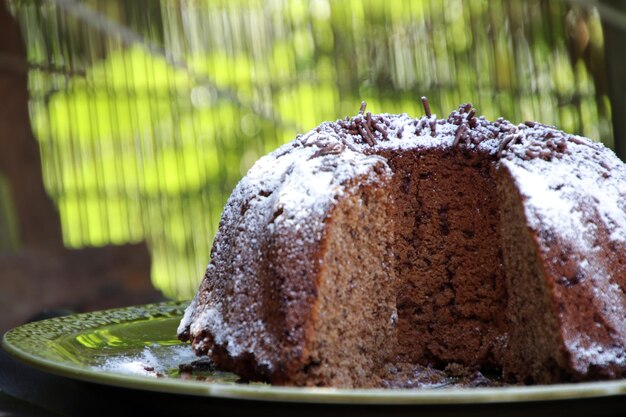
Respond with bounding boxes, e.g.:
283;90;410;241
3;300;626;405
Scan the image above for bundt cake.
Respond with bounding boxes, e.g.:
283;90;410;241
178;99;626;388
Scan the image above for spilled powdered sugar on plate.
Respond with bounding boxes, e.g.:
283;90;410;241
96;345;197;377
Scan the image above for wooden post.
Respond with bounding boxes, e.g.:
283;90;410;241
602;0;626;161
0;0;65;251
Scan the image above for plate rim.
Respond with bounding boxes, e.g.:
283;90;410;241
3;300;626;405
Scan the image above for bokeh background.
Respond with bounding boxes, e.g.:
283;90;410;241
1;0;625;329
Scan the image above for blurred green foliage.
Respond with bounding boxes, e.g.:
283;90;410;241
10;0;611;298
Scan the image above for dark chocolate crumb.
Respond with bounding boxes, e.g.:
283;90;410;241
525;149;540;159
429;119;437;136
179;358;219;373
453;124;468;147
340;135;361;152
525;120;558;130
421;96;431;118
336;103;389;147
356;123;375;146
372;122;388;140
567;135;597;149
497;135;515;157
308;142;346;159
396;125;405;139
362;119;377;145
359;101;367;115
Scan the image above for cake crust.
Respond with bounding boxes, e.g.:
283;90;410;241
179;101;626;387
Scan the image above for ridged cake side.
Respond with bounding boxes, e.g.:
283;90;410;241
497;124;626;382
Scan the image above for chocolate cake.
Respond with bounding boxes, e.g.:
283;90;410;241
178;100;626;388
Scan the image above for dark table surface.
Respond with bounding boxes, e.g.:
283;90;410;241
3;344;626;417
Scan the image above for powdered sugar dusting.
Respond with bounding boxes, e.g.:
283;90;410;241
502;129;626;372
96;345;197;377
565;336;626;373
504;163;591;252
177;295;197;336
181;123;393;370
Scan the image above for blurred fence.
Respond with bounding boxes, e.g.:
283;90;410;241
4;0;624;299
